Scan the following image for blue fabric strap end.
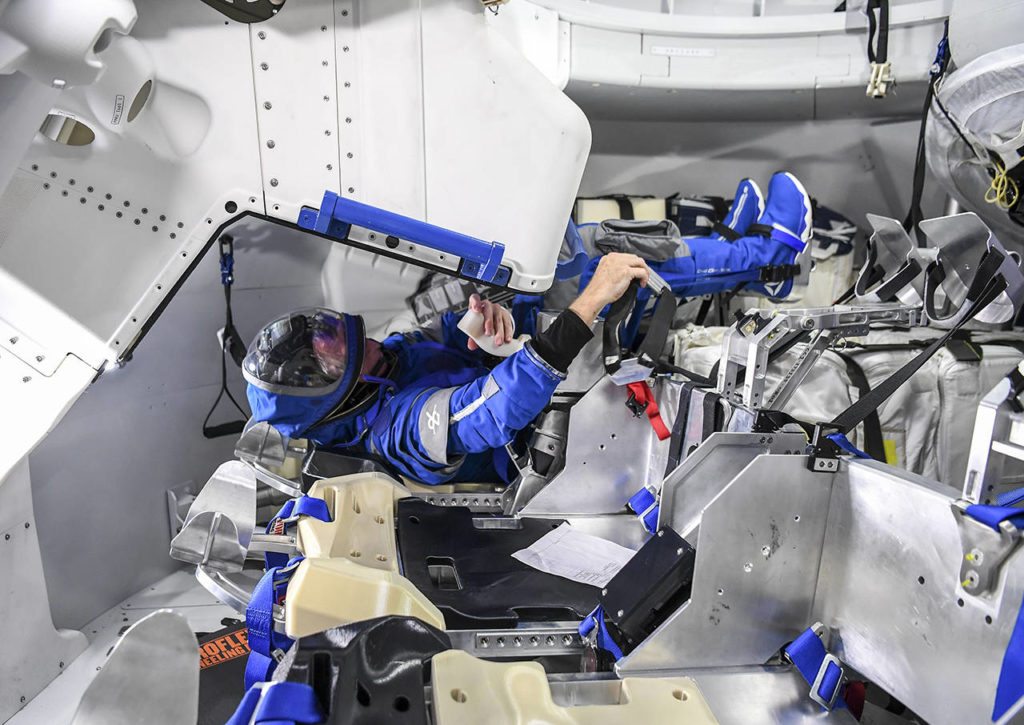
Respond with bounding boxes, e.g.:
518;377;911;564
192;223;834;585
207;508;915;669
785;627;847;711
292;495;331;522
827;432;870;459
627;487;656;515
579;605;624;661
966;504;1024;533
994;593;1024;720
641;506;660;535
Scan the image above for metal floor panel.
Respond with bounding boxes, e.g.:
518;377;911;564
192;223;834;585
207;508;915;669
9;568;237;725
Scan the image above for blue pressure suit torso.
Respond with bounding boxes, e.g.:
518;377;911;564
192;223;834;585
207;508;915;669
246;312;565;485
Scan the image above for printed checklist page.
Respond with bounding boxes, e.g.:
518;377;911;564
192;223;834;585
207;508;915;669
511;522;637;588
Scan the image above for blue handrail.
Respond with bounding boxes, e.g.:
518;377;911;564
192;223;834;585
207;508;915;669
298;191;506;283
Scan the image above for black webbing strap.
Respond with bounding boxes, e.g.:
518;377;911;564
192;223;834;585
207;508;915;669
833;352;887;462
202;234;249;439
611;195;635;221
713;222;742;242
903;20;950;236
746;223;772;237
830;255;1009;433
637;291;678;367
663;384;695;477
603;280;641;373
866;0;889;64
871;259;922;302
695;296;714;326
832;281;858;306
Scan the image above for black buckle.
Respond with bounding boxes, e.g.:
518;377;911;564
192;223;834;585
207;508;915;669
758;264;800;283
806;424;843;473
625;391;648;418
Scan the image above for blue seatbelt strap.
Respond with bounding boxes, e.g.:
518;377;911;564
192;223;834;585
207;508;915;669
226;682;325;725
998;488;1024;507
994;594;1024;720
627;487;660;535
245;557;304;689
965;505;1024;533
784;625;848;711
265;496;331;569
826;432;870;459
579;605;624;661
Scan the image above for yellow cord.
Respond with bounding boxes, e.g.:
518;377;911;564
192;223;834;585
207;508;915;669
986;155;1021;210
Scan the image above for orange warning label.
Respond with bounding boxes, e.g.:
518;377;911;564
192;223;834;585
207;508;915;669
199;628;249;669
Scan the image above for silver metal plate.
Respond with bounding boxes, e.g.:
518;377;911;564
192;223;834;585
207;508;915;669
659;432;809;540
521;376;674;515
70;610;198;725
620;455;834;672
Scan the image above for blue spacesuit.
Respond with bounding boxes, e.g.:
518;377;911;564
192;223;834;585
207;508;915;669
244;308;588;485
580;171;812;301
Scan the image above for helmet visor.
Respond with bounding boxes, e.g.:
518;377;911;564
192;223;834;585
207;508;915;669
242;309;365;398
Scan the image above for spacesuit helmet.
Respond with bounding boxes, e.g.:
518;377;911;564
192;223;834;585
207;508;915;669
242;308;365;400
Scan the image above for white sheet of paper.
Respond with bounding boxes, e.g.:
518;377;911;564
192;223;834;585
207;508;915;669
511;522;637;588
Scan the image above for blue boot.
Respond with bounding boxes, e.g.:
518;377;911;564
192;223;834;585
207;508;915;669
710;178;764;242
650;172;812;299
738;171;812;298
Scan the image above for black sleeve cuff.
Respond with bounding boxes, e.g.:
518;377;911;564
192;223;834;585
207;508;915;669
530;309;594;373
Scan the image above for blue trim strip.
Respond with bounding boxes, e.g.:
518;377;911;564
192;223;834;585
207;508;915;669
299;192;505;282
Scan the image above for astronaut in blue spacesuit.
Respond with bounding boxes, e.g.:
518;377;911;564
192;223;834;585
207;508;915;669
243;253;649;485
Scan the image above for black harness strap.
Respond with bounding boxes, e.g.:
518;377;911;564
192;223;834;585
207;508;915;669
637;291;678;368
833;352;887;463
695;295;715;326
903;20;950;236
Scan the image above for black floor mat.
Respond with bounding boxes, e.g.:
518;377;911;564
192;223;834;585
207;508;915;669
396;498;601;629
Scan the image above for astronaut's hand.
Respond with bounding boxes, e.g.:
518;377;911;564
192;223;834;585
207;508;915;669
570;253;650;325
467;293;514;350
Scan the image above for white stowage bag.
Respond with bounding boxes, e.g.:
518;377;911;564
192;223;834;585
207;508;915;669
672;325;1024;487
926;42;1024;250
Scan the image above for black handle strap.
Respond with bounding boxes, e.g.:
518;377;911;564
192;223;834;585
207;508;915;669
603;280;641;373
203;234;249;439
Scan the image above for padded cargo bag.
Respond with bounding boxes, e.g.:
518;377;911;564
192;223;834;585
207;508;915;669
672;326;1024;485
